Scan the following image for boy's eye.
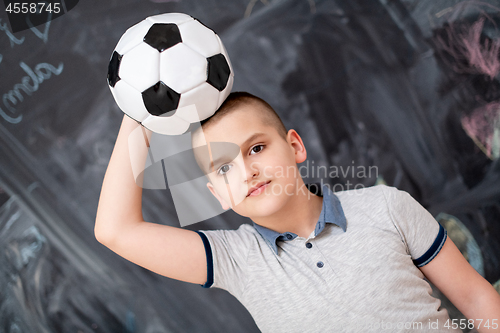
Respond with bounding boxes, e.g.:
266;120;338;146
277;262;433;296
250;145;264;155
217;164;232;175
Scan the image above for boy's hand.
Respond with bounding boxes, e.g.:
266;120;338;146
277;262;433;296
419;237;500;332
94;115;208;286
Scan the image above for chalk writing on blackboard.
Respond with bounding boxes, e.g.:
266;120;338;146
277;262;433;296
27;18;51;43
0;11;62;124
0;18;25;46
1;61;64;124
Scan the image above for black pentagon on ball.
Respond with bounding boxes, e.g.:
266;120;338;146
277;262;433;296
107;51;122;87
142;81;180;116
143;23;182;52
206;53;230;92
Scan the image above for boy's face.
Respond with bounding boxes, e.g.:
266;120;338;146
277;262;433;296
193;104;307;219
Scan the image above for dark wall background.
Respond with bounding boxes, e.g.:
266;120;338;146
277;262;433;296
0;0;499;332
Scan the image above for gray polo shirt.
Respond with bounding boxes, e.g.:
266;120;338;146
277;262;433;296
195;184;458;332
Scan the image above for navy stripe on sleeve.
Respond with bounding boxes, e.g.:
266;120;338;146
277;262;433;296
412;223;447;267
194;231;214;288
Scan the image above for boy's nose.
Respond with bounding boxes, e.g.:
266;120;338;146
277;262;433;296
245;162;260;182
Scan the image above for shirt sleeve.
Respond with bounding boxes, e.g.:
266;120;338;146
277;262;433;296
194;224;253;298
380;185;447;267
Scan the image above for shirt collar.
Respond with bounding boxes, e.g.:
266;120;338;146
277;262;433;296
252;183;347;255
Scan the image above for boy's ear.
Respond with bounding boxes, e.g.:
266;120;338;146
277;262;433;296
287;129;307;164
206;182;231;210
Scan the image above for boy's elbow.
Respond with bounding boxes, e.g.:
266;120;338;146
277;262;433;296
94;227;108;245
94;216;142;247
94;220;115;246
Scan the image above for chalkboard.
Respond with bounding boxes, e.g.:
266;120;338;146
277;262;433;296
1;0;499;331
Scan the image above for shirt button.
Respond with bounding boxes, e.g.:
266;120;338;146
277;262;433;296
317;261;324;268
286;234;293;240
306;242;312;248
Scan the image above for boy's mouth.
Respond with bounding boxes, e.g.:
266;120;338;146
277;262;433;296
247;181;271;197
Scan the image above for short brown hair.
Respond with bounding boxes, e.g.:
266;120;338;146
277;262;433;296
200;91;287;140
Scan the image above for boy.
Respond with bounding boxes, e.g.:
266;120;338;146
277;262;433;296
95;92;500;332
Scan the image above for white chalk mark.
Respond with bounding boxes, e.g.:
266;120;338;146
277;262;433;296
245;0;270;18
0;19;25;47
26;11;52;43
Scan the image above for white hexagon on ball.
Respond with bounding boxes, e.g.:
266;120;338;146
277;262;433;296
178;19;220;58
119;42;160;92
177;83;221;123
111;80;150;122
159;43;208;94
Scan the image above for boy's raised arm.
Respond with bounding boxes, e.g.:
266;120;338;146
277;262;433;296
94;115;208;286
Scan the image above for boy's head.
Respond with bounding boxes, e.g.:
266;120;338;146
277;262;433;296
199;92;288;141
192;92;308;219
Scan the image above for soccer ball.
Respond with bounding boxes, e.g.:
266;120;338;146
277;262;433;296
107;13;234;135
